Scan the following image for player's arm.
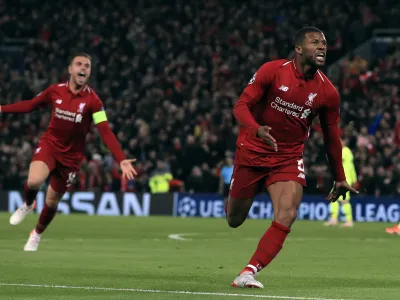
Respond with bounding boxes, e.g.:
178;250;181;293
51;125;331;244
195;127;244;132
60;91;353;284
233;62;276;136
319;91;358;201
91;96;137;179
0;86;52;113
319;92;346;182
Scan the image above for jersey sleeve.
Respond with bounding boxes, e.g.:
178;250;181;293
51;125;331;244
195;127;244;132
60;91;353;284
90;93;108;125
319;89;340;126
319;88;346;182
241;61;280;104
91;91;125;163
1;85;53;113
233;60;282;136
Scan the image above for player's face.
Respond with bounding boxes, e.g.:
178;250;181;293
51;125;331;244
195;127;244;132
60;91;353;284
68;56;91;87
298;32;327;68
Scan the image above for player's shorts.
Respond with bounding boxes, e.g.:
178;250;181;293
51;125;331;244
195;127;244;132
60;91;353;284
229;155;306;199
31;140;81;194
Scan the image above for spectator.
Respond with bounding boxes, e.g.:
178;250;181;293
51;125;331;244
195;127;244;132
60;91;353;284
148;160;173;194
186;166;208;193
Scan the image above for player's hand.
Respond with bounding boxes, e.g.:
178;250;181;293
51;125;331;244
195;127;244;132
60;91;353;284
120;159;138;180
326;181;359;203
257;126;278;151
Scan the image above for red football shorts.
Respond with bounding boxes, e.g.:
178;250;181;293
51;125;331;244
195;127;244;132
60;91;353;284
230;150;306;199
31;140;81;194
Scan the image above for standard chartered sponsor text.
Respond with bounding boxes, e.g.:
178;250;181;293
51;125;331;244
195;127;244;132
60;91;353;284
271;97;304;117
55;108;76;122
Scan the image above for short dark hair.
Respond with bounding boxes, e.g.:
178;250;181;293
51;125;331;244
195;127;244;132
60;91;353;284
69;51;91;65
294;27;323;46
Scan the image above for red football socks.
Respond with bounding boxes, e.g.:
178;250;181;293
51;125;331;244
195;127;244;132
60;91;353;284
246;221;291;273
35;203;57;234
24;183;38;206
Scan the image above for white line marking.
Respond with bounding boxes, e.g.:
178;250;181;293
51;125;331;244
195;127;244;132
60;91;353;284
168;233;197;241
0;283;351;300
166;233;390;243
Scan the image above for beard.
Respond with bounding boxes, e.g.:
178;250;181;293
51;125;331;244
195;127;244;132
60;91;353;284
305;56;321;69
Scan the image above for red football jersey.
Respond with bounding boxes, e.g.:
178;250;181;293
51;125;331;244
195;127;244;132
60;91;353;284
234;59;340;159
28;82;103;166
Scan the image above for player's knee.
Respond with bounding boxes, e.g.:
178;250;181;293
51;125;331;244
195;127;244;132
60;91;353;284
275;208;297;227
45;185;63;208
45;195;60;208
26;177;44;190
45;199;59;209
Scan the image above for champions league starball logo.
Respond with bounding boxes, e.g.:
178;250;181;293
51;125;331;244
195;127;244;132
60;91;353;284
177;197;197;217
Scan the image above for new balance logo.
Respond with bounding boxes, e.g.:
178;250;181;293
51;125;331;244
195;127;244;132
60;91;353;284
279;85;289;92
305;93;317;106
55;99;62;104
298;173;305;179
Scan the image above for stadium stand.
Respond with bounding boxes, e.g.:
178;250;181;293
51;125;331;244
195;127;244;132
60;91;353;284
0;0;399;195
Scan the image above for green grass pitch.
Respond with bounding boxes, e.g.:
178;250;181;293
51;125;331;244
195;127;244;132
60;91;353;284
0;213;398;300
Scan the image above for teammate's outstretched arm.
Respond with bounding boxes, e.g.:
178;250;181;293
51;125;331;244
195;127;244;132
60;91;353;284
0;86;53;113
91;98;137;180
319;92;358;202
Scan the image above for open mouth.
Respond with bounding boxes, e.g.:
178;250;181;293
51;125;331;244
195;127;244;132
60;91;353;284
316;53;325;62
78;72;86;78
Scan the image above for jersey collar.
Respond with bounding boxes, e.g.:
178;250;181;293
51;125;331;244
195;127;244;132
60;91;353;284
66;81;89;96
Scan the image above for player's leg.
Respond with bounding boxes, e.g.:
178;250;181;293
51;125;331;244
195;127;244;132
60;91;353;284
24;184;63;251
340;191;353;227
324;200;339;226
226;166;265;228
228;166;268;288
233;158;305;288
246;180;301;267
10;143;55;225
325;191;353;227
232;180;301;288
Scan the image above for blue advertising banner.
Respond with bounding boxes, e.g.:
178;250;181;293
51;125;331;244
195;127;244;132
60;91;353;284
174;193;400;222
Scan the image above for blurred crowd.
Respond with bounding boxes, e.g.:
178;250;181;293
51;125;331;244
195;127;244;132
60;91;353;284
0;0;399;196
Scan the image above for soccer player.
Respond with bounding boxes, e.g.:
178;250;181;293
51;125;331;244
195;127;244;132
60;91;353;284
324;138;357;227
0;52;137;251
228;27;358;288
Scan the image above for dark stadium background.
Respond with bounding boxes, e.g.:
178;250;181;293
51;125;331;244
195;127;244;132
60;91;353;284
0;0;399;196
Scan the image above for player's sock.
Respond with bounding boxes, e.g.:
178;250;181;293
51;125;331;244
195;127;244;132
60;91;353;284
342;202;353;222
35;203;57;234
246;221;291;273
24;183;38;206
329;201;339;221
